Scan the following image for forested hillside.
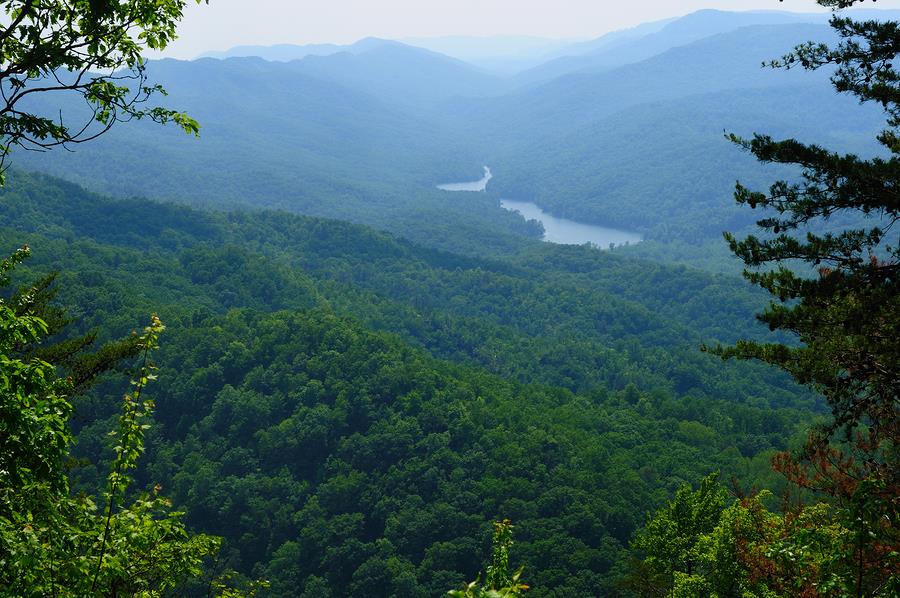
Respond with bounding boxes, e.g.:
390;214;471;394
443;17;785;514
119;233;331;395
11;11;892;270
487;82;884;240
1;171;812;595
3;4;896;596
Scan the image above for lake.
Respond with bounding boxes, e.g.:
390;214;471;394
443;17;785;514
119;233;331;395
437;167;642;248
437;166;493;191
501;199;643;248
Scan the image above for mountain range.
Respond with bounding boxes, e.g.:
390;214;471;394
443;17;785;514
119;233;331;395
5;7;893;596
14;8;894;265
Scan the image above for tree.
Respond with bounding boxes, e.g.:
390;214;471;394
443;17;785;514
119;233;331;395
630;476;880;598
709;0;899;594
0;247;247;596
448;520;529;598
0;0;206;182
628;474;729;596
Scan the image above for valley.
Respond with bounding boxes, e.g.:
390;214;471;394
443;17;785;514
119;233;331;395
436;166;643;247
0;168;812;595
13;11;892;268
2;4;897;597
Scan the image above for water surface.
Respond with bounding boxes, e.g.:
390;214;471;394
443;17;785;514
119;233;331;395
437;166;642;248
501;199;642;248
437;166;492;192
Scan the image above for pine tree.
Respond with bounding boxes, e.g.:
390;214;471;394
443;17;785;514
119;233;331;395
712;1;899;594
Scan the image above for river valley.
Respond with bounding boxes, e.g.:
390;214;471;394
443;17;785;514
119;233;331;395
437;167;643;248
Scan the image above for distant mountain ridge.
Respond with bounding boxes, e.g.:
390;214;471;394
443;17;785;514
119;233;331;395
398;35;580;73
195;8;900;80
453;23;838;144
512;9;838;85
196;37;393;61
199;37;504;105
282;40;505;105
16;9;900;256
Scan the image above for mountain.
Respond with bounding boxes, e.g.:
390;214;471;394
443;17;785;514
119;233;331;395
6;7;892;595
11;56;538;255
448;23;887;244
488;83;885;240
541;16;675;59
513;10;835;86
413;21;890;251
1;169;813;593
16;55;448;196
199;42;348;61
400;35;581;73
453;24;837;146
197;37;505;104
14;11;896;267
284;40;505;105
196;37;391;61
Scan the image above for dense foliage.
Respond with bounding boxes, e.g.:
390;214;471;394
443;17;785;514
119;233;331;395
631;4;900;596
6;4;897;596
632;474;898;597
722;3;899;586
0;172;816;595
0;249;227;596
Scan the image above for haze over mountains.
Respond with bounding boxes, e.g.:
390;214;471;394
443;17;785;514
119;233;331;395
15;8;894;264
7;7;895;596
510;9;838;85
197;9;899;79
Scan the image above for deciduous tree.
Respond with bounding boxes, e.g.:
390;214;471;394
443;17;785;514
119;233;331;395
0;247;243;596
0;0;206;182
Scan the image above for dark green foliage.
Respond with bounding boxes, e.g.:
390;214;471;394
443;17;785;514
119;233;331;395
151;307;744;596
0;169;810;411
0;171;820;595
0;251;226;596
11;6;896;596
706;3;900;593
718;1;899;485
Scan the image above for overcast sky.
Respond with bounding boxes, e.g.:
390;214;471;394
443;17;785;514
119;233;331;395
157;0;899;59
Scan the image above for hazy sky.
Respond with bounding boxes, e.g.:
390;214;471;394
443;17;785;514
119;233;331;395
158;0;900;59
